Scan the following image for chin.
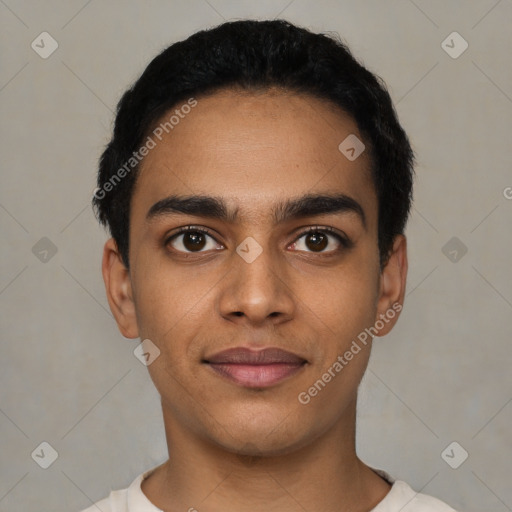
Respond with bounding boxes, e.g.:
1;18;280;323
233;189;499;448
206;409;317;457
218;433;308;458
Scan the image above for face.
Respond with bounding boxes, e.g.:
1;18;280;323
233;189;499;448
103;88;407;456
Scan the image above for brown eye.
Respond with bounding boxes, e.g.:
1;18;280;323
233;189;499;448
305;232;328;252
166;227;222;253
182;231;207;251
291;227;350;254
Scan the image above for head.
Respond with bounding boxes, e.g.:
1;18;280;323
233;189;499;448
95;19;413;456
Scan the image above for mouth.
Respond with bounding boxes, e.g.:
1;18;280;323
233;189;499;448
203;347;308;388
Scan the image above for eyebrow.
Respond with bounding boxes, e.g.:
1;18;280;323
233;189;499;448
146;193;366;228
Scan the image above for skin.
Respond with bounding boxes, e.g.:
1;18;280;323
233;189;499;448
102;87;408;512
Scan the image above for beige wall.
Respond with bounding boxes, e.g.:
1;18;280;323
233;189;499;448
1;1;511;510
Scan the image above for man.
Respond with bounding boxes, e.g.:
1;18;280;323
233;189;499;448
84;18;456;511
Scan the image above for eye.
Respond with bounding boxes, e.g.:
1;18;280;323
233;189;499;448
290;227;351;253
165;226;223;253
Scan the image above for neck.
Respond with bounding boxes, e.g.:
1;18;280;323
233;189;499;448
142;398;391;512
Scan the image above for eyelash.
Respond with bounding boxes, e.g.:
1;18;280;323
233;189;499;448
164;225;352;254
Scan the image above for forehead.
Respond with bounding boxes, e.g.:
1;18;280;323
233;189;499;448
133;88;376;225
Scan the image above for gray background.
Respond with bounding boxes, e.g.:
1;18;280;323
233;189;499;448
1;1;511;511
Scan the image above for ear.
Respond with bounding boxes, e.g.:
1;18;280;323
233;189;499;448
102;238;139;339
374;234;408;337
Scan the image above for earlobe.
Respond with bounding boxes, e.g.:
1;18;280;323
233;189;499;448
374;235;408;337
102;238;139;339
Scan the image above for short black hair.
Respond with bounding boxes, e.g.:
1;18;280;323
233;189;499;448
93;19;414;269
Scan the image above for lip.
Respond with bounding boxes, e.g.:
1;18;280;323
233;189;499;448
204;347;307;388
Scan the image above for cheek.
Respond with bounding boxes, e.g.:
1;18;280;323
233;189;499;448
131;261;210;397
131;253;225;376
296;259;380;348
130;249;206;341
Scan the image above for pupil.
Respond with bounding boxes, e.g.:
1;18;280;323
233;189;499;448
307;232;327;251
184;232;206;251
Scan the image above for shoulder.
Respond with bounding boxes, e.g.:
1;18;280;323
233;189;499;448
79;495;114;512
373;479;457;512
78;487;129;512
77;467;162;512
77;472;146;512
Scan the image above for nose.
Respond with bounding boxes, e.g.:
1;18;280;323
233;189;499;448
216;240;295;327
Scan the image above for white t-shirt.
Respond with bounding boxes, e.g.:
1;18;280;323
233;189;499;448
79;466;457;512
